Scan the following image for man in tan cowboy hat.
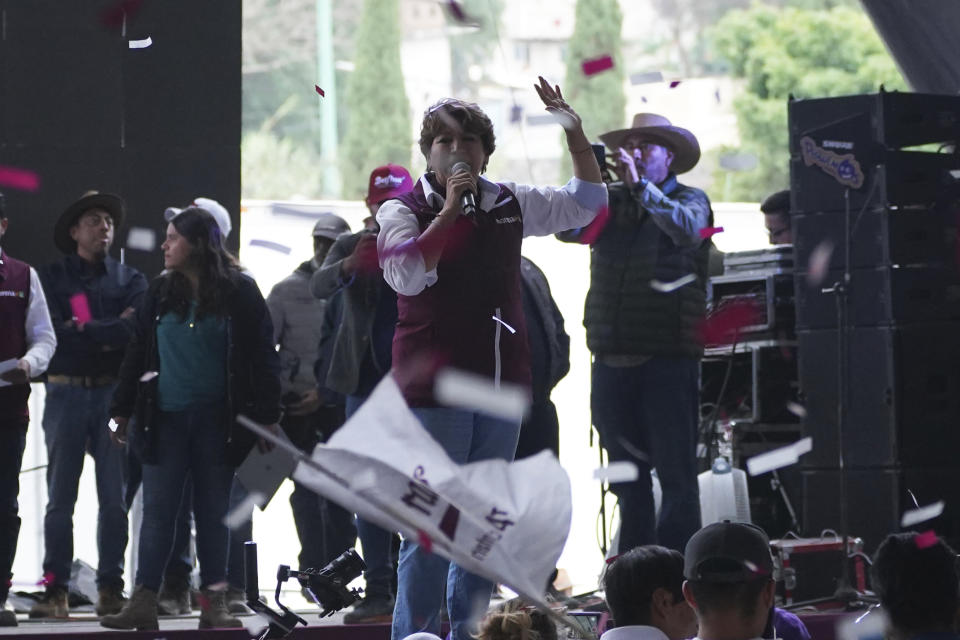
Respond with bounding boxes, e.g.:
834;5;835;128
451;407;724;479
560;113;714;555
31;191;147;619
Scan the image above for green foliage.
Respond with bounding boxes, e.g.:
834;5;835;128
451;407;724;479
241;130;327;200
710;4;907;200
560;0;627;180
338;0;412;199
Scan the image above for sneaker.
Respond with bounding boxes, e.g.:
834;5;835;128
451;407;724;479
343;595;394;624
0;601;17;627
95;586;127;616
28;585;69;619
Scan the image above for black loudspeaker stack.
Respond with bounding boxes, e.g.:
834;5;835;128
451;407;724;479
0;1;241;278
788;90;960;551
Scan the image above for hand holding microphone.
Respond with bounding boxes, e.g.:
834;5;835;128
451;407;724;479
449;160;478;217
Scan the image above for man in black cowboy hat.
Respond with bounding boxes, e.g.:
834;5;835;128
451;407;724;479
560;113;713;555
31;191;147;619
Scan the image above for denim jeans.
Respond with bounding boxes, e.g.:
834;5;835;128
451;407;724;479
0;417;27;602
137;403;234;590
347;394;395;597
391;408;521;640
591;357;702;553
42;382;127;589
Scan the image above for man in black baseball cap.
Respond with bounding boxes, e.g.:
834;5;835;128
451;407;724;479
682;522;776;640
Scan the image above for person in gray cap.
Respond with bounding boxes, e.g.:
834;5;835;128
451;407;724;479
682;522;776;640
260;212;356;578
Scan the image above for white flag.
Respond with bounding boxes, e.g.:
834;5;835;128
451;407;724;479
289;374;572;604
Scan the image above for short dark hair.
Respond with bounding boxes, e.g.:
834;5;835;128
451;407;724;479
603;546;685;627
872;533;960;634
418;99;496;172
760;190;790;215
686;576;771;619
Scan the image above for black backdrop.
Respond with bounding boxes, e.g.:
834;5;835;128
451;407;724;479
0;0;241;278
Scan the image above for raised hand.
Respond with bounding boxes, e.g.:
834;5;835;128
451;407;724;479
533;76;582;132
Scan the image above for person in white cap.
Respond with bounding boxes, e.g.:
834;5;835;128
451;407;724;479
164;197;232;239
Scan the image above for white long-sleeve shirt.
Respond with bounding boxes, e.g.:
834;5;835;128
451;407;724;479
0;248;56;377
377;174;607;296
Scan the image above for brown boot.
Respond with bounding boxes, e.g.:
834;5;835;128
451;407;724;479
198;588;242;629
157;578;191;615
100;585;159;631
28;585;68;619
95;585;127;616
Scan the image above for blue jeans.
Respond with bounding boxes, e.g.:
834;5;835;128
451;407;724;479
0;417;27;602
591;357;702;553
391;408;520;640
347;394;395;597
42;382;127;589
137;404;234;590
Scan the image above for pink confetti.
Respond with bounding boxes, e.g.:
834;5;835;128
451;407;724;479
69;293;93;326
197;591;210;611
669;80;682;88
314;85;325;97
699;226;724;239
578;206;610;246
581;55;614;76
37;571;55;586
0;166;40;192
806;240;834;286
605;554;621;565
445;0;478;24
417;529;433;554
915;530;939;549
99;0;143;29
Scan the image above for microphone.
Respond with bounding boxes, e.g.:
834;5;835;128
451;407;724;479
450;161;477;217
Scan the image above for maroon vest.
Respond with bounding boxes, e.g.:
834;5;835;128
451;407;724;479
392;182;531;406
0;252;32;421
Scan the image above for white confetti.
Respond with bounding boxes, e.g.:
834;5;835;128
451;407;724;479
128;36;153;49
786;402;807;418
108;418;120;433
222;492;266;530
806;240;834;286
593;461;639;483
126;226;156;252
139;371;159;382
629;71;664;85
696;443;707;458
491;316;516;334
746;437;812;476
650;273;697;293
434;368;529;422
901;500;945;527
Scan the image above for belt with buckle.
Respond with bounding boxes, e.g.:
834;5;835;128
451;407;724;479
47;374;118;388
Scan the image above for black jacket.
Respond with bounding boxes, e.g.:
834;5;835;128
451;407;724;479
519;256;570;397
39;254;147;377
110;270;282;466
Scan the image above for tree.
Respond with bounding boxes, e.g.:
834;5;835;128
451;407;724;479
710;4;907;200
338;0;412;199
560;0;627;181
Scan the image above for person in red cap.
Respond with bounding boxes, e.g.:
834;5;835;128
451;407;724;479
309;163;414;623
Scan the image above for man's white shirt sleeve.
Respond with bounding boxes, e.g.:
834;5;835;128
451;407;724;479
23;267;56;376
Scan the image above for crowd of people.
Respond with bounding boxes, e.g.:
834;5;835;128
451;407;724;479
0;72;951;640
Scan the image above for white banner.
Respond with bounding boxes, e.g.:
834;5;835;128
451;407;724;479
289;374;572;604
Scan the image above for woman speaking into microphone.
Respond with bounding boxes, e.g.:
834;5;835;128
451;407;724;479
376;77;607;640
